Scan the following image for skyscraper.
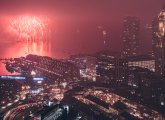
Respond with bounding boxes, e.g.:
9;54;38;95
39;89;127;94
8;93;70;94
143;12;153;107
122;16;140;57
152;7;165;76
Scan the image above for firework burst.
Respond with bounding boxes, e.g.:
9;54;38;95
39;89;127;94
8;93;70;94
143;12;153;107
8;15;51;55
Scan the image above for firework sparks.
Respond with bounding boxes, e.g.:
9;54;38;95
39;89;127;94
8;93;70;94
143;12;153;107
8;15;51;56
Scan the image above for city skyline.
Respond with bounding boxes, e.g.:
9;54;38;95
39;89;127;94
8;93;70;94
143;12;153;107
0;0;165;58
1;1;165;120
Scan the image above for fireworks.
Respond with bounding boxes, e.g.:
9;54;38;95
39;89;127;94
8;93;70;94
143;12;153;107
8;15;51;56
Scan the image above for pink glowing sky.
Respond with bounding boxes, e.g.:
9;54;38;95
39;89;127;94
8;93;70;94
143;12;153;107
0;0;165;59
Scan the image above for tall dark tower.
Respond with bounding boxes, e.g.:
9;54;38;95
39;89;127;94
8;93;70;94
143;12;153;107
122;16;140;57
152;7;165;76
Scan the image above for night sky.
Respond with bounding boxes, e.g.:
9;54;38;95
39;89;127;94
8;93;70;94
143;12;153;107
0;0;165;58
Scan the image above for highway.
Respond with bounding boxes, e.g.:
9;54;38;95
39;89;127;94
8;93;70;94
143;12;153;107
3;103;41;120
12;106;38;120
0;101;22;119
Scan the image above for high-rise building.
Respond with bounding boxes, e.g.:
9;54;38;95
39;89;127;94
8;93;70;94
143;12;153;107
95;51;127;86
69;54;96;81
122;16;140;57
152;7;165;76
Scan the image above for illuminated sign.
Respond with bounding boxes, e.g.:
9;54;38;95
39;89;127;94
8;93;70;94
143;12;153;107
1;76;25;80
31;89;40;94
33;77;44;81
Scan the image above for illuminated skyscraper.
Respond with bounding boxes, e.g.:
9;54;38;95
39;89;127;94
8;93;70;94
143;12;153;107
152;7;165;76
69;54;96;81
122;16;140;57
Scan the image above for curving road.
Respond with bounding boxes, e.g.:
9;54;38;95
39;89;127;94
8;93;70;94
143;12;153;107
3;103;41;120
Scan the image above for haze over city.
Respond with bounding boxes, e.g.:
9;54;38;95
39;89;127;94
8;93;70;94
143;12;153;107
1;1;165;120
0;0;165;58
